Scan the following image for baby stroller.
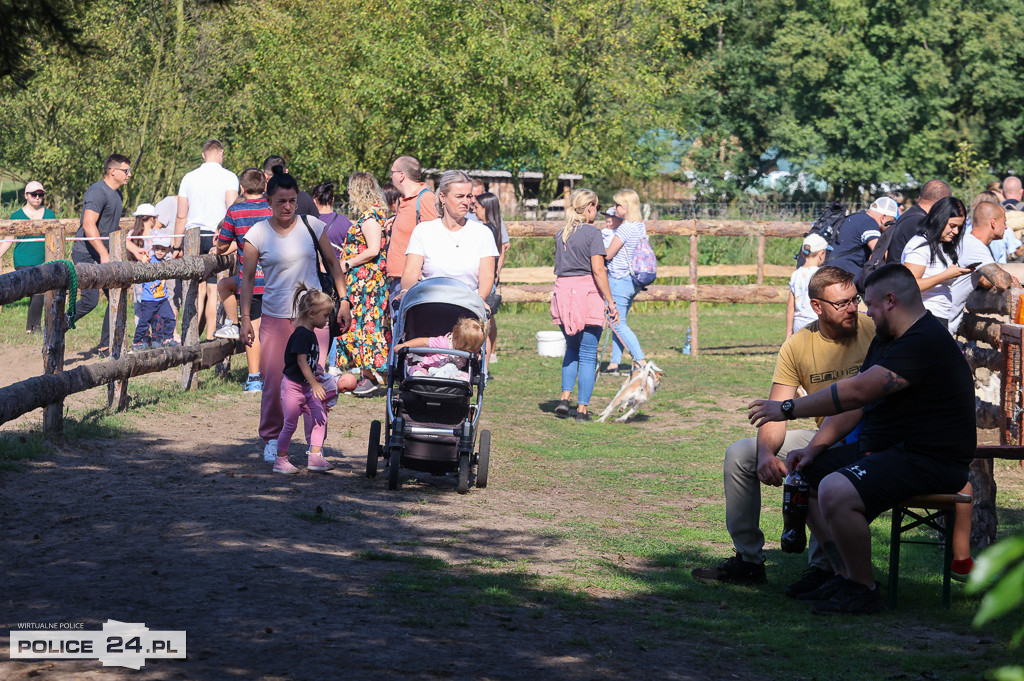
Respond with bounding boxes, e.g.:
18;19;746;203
366;277;491;494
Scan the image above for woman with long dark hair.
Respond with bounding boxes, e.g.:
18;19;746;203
240;167;351;465
900;196;973;326
473;192;506;360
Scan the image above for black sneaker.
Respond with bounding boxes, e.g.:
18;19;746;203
554;399;570;417
795;574;846;601
785;566;833;599
813;578;885;615
575;411;593;422
691;554;766;584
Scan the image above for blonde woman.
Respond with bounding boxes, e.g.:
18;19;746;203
337;172;391;396
400;169;498;298
551;189;619;422
603;189;655;374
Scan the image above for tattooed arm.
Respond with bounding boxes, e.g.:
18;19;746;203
973;263;1018;292
749;366;908;427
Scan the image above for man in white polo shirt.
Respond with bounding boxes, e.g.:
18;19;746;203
174;139;239;340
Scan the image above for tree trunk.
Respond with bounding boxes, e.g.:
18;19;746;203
970;459;997;548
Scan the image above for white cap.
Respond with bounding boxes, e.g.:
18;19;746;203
869;196;900;218
802;233;830;253
150;230;172;248
132;203;159;218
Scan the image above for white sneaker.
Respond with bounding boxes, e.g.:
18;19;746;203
327;366;344;377
263;440;278;462
214;323;240;340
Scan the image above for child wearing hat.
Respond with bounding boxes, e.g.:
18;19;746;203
132;231;178;350
786;233;830;338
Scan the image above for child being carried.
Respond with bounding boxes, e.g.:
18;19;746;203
394;317;487;381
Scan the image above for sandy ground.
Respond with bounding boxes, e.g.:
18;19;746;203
0;345;761;681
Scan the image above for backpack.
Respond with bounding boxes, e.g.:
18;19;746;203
630;234;658;289
855;224;897;293
796;202;847;266
414;187;430;224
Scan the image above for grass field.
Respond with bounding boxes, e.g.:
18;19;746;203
1;293;1022;679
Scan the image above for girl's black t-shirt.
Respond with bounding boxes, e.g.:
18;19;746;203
283;326;319;383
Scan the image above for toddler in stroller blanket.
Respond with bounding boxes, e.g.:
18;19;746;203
394;317;487;381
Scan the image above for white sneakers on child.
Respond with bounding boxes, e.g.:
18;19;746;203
263;440;278;462
214;323;240;340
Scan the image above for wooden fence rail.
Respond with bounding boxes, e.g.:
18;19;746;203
0;224;237;435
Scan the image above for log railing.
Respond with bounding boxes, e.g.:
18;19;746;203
0;221;238;436
501;220;805;357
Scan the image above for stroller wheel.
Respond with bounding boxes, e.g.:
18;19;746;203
457;453;470;494
387;447;402;491
475;429;490;489
366;420;382;478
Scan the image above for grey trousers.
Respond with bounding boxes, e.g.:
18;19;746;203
724;429;829;569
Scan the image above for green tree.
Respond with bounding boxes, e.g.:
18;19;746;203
968;534;1024;681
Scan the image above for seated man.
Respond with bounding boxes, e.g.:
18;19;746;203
748;264;976;614
692;266;875;595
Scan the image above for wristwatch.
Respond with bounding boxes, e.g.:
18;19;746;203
781;399;796;420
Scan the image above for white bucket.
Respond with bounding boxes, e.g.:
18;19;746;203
536;331;566;357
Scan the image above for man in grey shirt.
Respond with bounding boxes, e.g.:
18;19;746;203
73;153;131;354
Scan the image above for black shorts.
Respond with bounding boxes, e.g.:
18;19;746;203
249;294;263;321
200;233;217;284
801;442;969;521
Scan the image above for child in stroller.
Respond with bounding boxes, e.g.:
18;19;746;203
394;317;487;381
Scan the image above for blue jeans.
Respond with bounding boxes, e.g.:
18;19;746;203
608;276;644;364
560;325;602;406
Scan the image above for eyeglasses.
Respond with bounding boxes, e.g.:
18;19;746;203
389;168;401;176
113;166;132;175
815;294;861;310
27;192;45;198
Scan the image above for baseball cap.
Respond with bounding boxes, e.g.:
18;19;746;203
132;203;159;218
150;230;172;248
869;196;900;218
24;181;45;194
802;233;830;253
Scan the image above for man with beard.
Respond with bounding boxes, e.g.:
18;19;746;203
692;267;875;596
748;264;975;614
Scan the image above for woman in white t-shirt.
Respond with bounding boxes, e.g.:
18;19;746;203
240;168;351;465
400;170;499;301
900;196;973;324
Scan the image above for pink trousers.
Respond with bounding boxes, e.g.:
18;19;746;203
259;315;330;442
276;376;328;453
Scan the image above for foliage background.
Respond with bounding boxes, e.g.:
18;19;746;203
2;0;1024;207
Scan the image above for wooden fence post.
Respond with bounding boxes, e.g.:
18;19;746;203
107;229;129;410
42;225;67;436
756;234;766;286
180;227;201;390
689;233;699;357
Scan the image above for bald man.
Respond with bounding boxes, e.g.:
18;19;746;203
885;179;952;264
1003;176;1023;210
948;201;1019;334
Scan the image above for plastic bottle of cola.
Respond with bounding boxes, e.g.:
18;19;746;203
781;471;810;553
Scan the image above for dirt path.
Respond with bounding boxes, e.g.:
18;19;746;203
0;347;760;681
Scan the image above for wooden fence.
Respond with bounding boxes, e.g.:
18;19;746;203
501;219;806;356
0;219;240;435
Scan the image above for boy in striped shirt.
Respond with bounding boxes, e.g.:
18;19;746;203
215;168;272;392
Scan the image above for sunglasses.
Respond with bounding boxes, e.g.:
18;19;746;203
27;191;45;198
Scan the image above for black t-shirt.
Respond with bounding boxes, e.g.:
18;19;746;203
858;312;976;463
297;191;319;219
885;204;927;264
283;326;319;383
827;212;881;276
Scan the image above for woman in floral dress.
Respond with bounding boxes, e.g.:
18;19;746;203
336;172;390;396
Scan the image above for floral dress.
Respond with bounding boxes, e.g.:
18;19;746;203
336;205;391;375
